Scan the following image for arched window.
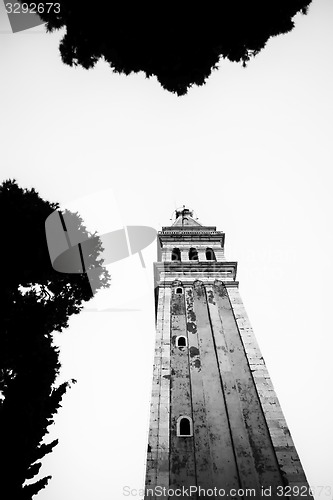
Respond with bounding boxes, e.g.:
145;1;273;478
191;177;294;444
177;416;193;437
171;248;181;261
206;247;216;261
189;248;198;260
176;287;183;294
176;336;187;348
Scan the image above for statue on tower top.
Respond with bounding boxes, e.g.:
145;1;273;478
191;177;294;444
175;205;193;220
172;206;201;227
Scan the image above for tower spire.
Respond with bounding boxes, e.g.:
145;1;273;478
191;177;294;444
173;205;201;226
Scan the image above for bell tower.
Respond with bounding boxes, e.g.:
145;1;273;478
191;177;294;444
145;208;310;499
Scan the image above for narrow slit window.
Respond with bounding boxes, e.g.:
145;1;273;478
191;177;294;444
189;248;198;260
177;416;193;437
206;247;216;260
176;336;187;347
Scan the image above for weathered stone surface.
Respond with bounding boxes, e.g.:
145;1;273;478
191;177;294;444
145;214;310;500
227;287;310;494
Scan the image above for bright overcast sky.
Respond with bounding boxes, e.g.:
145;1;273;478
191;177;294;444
1;1;333;499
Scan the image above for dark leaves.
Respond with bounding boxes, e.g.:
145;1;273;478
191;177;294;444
0;180;110;497
19;0;312;95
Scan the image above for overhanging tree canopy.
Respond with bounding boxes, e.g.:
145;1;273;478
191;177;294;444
21;0;312;94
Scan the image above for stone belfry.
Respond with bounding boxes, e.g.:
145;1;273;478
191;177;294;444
145;207;310;499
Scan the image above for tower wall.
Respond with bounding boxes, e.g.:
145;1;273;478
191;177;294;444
227;287;309;487
170;292;196;490
186;283;240;493
145;287;171;495
145;214;310;499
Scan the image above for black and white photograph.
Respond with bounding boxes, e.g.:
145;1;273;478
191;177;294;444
0;2;332;499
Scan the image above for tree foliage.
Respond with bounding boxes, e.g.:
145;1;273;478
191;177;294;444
20;0;312;95
0;180;110;498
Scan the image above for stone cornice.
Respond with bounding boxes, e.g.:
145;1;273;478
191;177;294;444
154;260;238;284
154;261;237;269
154;279;239;288
158;231;225;245
161;226;218;232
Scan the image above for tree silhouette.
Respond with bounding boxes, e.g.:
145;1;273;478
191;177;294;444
0;180;110;498
19;0;312;95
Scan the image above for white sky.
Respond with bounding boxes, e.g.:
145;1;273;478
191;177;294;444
1;1;333;499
